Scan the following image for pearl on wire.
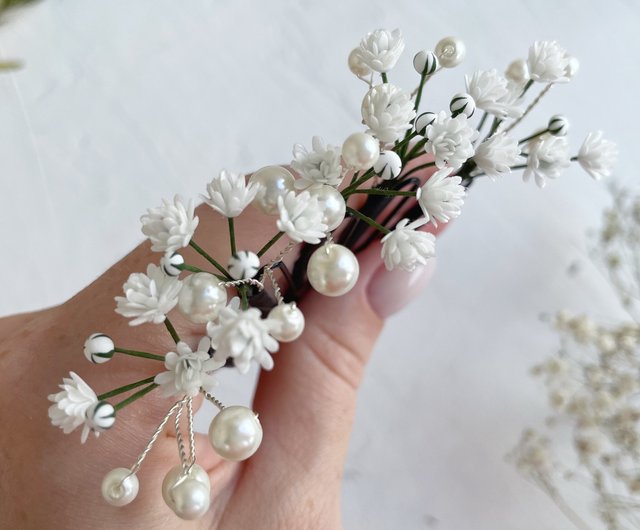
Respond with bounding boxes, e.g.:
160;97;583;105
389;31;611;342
341;133;380;171
162;464;211;520
208;406;263;461
177;272;228;324
435;36;466;68
101;468;139;507
249;166;296;215
268;302;305;342
307;243;360;297
310;185;346;231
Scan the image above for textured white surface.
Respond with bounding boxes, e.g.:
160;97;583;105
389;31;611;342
2;1;639;528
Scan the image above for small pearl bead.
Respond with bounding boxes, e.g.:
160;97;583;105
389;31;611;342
228;250;260;280
101;468;139;507
310;185;346;231
208;406;263;461
505;58;529;84
178;272;227;324
348;48;371;77
435;36;466;68
162;465;211;520
83;333;114;364
307;243;360;297
250;166;295;215
373;150;402;180
268;303;305;342
341;133;380;171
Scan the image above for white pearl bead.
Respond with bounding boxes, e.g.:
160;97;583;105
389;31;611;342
310;185;346;231
505;58;529;84
101;468;139;507
162;465;211;520
178;272;227;324
348;48;371;77
268;303;305;342
249;166;295;215
435;36;466;68
307;243;360;297
341;133;380;171
208;406;263;461
228;250;261;280
84;333;114;364
373;150;402;180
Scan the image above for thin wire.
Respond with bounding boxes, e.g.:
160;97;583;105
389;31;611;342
202;391;226;411
186;397;196;469
503;83;553;134
257;241;296;303
125;397;187;479
219;278;264;290
263;266;284;305
175;401;190;472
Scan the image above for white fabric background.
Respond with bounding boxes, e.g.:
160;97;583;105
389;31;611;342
1;1;638;528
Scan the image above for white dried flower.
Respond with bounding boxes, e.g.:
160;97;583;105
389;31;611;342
380;218;436;272
203;169;258;218
527;41;573;84
424;111;478;169
276;190;327;244
465;69;523;119
523;135;570;188
357;28;404;73
115;264;182;326
48;371;100;443
154;337;224;398
577;131;618;181
292;137;344;190
361;83;416;144
207;299;279;374
473;133;524;180
141;196;199;254
416;166;465;226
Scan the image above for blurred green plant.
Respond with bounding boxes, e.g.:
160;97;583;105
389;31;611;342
0;0;39;71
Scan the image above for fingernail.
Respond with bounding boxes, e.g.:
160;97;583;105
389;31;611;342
366;259;436;319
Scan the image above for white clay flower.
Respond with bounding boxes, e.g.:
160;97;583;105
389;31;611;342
381;218;436;272
154;337;224;398
527;41;574;84
523;134;570;188
292;137;344;190
357;28;405;73
115;264;182;325
48;371;99;443
276;190;328;244
207;299;279;374
424;111;478;169
473;133;524;180
141;196;199;254
577;131;618;180
362;83;416;144
416;166;465;226
465;69;523;119
203;169;258;218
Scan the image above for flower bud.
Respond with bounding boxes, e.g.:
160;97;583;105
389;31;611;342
548;115;569;136
86;401;116;433
413;50;438;75
84;333;115;364
373;150;403;180
414;112;437;135
450;93;475;118
161;252;184;277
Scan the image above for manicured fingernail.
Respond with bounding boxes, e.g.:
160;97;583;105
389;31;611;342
366;259;436;319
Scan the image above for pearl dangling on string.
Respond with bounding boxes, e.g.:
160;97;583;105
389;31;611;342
307;243;360;297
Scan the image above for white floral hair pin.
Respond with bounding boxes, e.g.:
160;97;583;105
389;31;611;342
48;28;618;520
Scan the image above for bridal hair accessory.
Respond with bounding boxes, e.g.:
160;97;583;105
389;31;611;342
47;28;617;519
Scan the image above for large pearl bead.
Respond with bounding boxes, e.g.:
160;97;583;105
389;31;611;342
341;133;379;171
268;303;305;342
101;468;139;507
250;166;295;215
208;406;263;461
307;243;359;297
435;36;466;68
162;465;211;520
347;48;371;77
178;272;227;324
310;185;346;231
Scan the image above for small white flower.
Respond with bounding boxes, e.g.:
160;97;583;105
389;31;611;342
416;166;465;226
115;264;182;326
527;41;573;84
276;190;328;244
203;169;258;218
577;131;618;180
48;371;99;443
473;133;524;180
362;84;416;144
141;196;199;254
207;299;279;374
292;137;344;190
465;69;523;119
357;28;404;73
381;218;436;272
424;111;478;169
154;337;224;398
523;134;570;188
